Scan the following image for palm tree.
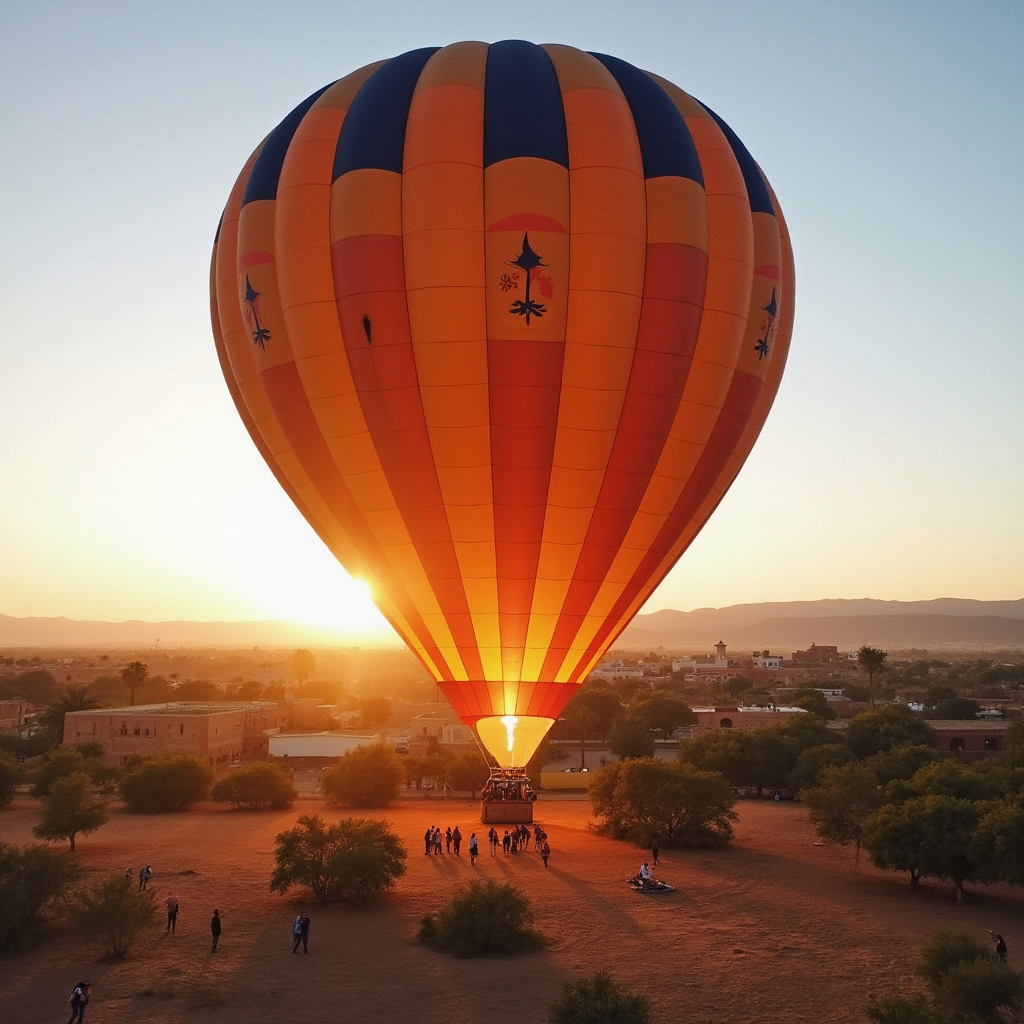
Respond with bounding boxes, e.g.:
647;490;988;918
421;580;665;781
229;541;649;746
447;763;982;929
120;661;149;707
857;646;888;707
39;686;101;740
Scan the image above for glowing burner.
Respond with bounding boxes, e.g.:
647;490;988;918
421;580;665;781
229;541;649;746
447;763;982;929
476;715;554;768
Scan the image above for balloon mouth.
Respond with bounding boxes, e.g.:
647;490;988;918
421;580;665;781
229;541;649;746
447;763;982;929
476;715;554;769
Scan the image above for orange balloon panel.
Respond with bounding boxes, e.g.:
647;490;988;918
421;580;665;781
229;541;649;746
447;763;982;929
211;41;794;765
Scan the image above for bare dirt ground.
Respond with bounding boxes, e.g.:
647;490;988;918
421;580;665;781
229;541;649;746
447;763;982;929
2;791;1022;1024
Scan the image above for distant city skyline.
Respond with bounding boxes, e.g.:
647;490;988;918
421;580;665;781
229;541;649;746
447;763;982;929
2;1;1021;633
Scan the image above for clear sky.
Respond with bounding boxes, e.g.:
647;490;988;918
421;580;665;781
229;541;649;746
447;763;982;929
2;0;1021;637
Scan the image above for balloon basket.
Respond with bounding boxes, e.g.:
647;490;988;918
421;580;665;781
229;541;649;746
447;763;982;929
480;767;536;824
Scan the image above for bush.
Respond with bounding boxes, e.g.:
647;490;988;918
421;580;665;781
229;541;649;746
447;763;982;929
211;762;297;810
0;750;24;807
547;971;652;1024
915;929;992;988
270;814;406;905
320;744;404;808
419;879;543;958
119;755;212;812
590;758;736;847
33;772;108;850
74;874;158;959
863;994;940;1024
0;841;83;951
934;958;1024;1022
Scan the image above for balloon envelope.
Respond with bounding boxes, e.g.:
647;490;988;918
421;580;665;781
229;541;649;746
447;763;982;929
211;41;794;767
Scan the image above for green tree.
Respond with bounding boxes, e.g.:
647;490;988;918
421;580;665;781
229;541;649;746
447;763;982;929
38;686;100;741
802;763;883;866
548;972;652;1024
574;686;624;739
630;692;695;740
863;795;983;900
403;753;452;791
269;814;406;905
119;755;212;812
890;759;1004;804
33;773;108;851
419;879;543;958
31;746;101;798
787;743;854;794
0;750;25;808
845;706;937;759
358;696;392;728
926;697;981;721
563;699;599;769
973;801;1024;885
211;762;297;810
445;753;490;798
119;661;149;707
864;744;940;787
590;758;736;847
174;679;220;700
292;649;316;684
320;744;404;807
679;730;747;783
608;715;655;759
0;842;83;951
857;646;888;706
73;873;158;959
791;688;836;720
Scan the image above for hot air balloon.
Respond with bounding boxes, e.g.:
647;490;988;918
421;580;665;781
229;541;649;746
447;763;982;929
211;41;794;817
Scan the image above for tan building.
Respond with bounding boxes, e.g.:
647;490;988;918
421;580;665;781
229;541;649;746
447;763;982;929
63;702;288;767
928;720;1009;761
0;699;27;733
691;705;809;731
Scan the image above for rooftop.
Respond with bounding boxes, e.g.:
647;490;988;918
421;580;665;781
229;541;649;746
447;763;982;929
66;701;279;717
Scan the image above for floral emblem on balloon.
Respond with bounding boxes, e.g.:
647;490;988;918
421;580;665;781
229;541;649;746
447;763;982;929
503;232;553;325
242;275;272;349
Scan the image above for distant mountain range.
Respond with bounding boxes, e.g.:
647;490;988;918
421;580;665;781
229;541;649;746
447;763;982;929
2;598;1022;650
618;599;1024;652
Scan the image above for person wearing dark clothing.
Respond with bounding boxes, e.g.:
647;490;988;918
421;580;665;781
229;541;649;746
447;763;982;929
502;830;511;855
210;909;222;952
522;825;531;850
165;895;179;933
651;837;659;867
424;827;432;855
468;833;479;864
293;912;310;953
67;981;91;1024
138;865;152;891
540;840;551;868
452;826;462;855
990;930;1008;962
445;827;453;853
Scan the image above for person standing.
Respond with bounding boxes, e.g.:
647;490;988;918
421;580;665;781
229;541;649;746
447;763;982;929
424;826;432;855
468;832;479;864
502;830;511;856
540;839;551;868
452;826;462;856
165;894;179;934
445;826;453;853
651;836;659;867
138;865;152;891
522;825;531;851
210;909;221;952
66;981;91;1024
293;912;310;953
989;930;1008;962
488;827;498;856
292;914;304;953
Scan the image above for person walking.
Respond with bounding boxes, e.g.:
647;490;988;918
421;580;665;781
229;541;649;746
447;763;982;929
468;832;479;864
292;914;304;953
165;894;179;934
522;824;531;851
299;912;310;953
138;865;152;891
989;930;1008;963
293;912;310;953
452;826;462;856
540;839;551;868
651;836;659;868
210;909;221;952
66;981;91;1024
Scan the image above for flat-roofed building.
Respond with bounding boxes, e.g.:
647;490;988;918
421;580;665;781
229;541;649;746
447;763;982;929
928;720;1010;761
63;702;288;767
690;705;808;731
0;699;27;733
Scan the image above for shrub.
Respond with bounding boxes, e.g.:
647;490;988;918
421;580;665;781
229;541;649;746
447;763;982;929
547;971;652;1024
74;873;158;959
211;762;297;810
320;744;404;808
119;755;212;812
934;958;1024;1022
419;879;543;958
0;841;83;951
33;772;108;850
915;929;992;988
0;750;24;807
590;758;736;847
270;814;406;905
863;994;940;1024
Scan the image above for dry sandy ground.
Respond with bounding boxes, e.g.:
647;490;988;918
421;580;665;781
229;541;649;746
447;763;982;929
1;792;1022;1024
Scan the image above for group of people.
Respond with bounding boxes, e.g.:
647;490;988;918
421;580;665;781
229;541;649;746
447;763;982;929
480;778;532;801
124;863;152;889
422;822;553;867
423;824;464;855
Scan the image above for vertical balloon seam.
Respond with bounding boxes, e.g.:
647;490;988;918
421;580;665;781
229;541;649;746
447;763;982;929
273;71;452;684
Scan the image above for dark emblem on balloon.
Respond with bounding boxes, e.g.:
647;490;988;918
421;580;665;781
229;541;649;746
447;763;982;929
506;232;549;324
362;315;373;345
243;275;271;349
754;287;778;361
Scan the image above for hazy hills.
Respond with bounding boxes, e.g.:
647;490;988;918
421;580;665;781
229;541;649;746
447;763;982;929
2;598;1022;650
618;598;1024;651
